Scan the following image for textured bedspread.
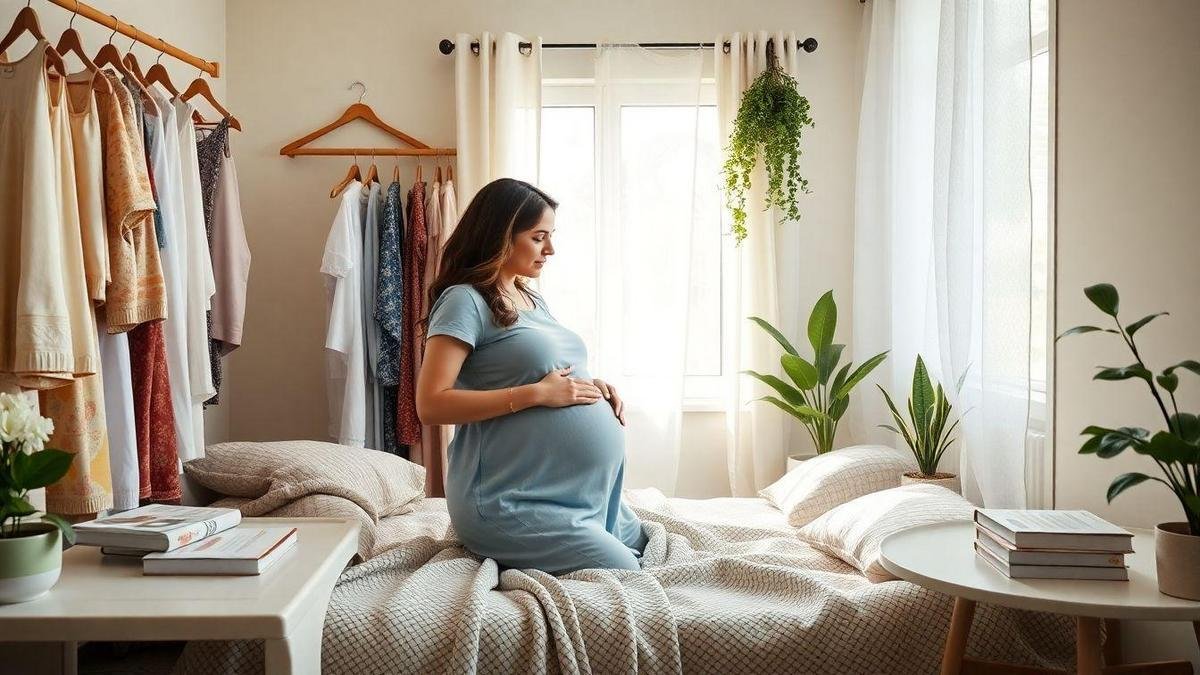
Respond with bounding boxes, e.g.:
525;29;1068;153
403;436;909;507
176;490;1075;674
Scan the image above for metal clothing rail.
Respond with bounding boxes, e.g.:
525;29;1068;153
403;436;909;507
437;37;819;56
42;0;220;76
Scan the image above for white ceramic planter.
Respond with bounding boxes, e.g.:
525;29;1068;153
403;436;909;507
900;472;961;494
0;522;62;604
1155;522;1200;600
786;452;817;473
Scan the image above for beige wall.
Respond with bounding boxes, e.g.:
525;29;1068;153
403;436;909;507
222;0;865;497
1055;1;1200;665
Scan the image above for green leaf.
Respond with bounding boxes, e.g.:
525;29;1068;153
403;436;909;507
1106;472;1157;503
1093;427;1150;458
39;514;75;546
1165;360;1200;378
1056;325;1118;341
1157;372;1180;394
833;351;889;400
1171;413;1200;444
747;316;799;356
911;356;936;433
5;496;36;517
807;291;837;353
741;369;806;407
828;393;849;421
1079;434;1103;454
779;355;818;390
1084;283;1120;317
1126;312;1168;337
1185;495;1200;522
1081;425;1117;436
751;396;829;421
816;344;844;385
1094;364;1152;383
1138;431;1200;464
12;449;75;491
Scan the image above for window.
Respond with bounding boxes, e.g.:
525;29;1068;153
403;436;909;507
1030;0;1051;413
540;75;725;405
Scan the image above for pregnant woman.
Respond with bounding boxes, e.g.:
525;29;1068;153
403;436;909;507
416;178;647;575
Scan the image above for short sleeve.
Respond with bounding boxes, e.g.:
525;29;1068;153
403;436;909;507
427;285;486;349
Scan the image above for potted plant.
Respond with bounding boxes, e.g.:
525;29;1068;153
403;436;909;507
721;48;814;245
1059;283;1200;600
0;392;75;604
743;290;888;460
878;355;965;493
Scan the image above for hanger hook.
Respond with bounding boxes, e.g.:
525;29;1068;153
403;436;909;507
68;0;78;29
108;15;119;44
349;81;366;104
128;25;139;53
156;38;166;65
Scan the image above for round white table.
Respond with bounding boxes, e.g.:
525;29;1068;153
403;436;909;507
880;521;1200;675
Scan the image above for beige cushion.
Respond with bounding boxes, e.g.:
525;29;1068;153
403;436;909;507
759;445;917;527
797;483;975;582
184;440;425;522
208;493;378;563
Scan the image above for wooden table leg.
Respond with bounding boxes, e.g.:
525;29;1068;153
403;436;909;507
1102;618;1122;665
1077;617;1103;675
941;597;977;675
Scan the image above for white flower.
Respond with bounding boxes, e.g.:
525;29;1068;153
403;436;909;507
21;415;54;454
0;396;30;445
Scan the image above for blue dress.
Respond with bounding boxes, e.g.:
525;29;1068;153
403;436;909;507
426;284;647;574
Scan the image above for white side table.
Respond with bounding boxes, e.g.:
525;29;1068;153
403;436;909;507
880;521;1200;675
0;517;358;675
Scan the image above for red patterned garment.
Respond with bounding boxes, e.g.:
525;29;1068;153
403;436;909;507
128;320;181;504
397;181;427;446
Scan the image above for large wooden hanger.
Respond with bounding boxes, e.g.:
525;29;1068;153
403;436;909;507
0;4;67;77
181;72;241;131
52;3;110;93
279;81;453;158
92;14;151;103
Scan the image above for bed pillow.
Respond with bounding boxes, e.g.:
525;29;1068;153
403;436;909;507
183;439;425;522
207;494;379;563
759;445;917;527
797;483;975;582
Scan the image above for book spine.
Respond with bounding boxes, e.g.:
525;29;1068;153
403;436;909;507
165;511;242;550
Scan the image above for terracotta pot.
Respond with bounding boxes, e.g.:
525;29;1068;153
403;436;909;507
1155;522;1200;601
900;471;961;494
0;522;62;604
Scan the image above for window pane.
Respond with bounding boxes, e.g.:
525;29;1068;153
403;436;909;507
1030;49;1050;393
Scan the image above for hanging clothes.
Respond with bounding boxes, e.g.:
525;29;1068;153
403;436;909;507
172;97;217;453
196;118;228;405
65;72;109;305
323;180;367;447
207;148;251;382
145;89;199;463
414;178;443;495
40;69;111;515
376;180;406;456
397;180;427;446
423;177;459;495
0;41;89;390
361;182;384;450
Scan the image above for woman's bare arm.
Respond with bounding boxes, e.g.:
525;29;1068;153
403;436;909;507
416;335;605;426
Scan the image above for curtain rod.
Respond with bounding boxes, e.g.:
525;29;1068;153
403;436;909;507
40;0;220;76
438;37;819;56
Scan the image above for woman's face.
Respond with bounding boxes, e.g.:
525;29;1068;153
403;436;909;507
504;206;556;278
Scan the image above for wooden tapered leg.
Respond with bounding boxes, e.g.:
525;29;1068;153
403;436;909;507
941;597;978;675
1102;618;1122;665
1077;617;1104;675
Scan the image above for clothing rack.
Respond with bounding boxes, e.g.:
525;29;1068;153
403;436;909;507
437;37;819;56
40;0;220;76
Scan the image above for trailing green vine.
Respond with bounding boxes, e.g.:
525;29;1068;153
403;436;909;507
722;60;814;245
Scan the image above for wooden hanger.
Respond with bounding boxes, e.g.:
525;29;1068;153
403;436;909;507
0;4;67;77
52;4;111;94
181;73;242;131
143;40;179;97
446;164;453;182
92;15;151;103
363;161;379;186
119;26;149;85
329;158;362;199
392;162;400;183
280;81;434;156
414;159;423;184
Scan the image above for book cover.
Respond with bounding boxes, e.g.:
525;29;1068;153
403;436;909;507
75;504;242;551
975;542;1129;581
974;509;1133;552
143;527;298;576
975;526;1126;567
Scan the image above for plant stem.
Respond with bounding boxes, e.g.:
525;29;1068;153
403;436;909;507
1114;317;1175;432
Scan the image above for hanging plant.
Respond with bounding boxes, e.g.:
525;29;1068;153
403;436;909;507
722;55;815;245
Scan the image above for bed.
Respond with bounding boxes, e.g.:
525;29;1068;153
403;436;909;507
172;486;1076;674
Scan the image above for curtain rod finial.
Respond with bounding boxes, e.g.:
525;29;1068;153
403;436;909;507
439;39;455;55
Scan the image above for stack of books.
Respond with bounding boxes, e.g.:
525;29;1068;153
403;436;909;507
74;504;298;576
973;509;1134;581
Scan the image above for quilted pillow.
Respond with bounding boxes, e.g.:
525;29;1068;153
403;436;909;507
797;483;975;582
759;445;916;527
183;440;425;522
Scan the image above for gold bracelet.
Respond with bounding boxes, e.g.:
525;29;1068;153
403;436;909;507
508;387;516;413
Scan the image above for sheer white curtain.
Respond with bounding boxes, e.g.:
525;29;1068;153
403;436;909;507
849;0;1034;507
538;45;705;493
717;32;801;497
453;32;543;204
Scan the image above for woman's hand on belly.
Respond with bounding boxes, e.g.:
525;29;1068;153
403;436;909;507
591;378;625;426
535;365;604;408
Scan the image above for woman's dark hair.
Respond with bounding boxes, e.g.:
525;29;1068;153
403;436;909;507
424;178;558;331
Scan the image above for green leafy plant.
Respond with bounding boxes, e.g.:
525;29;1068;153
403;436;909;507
878;355;965;477
1059;283;1200;536
721;53;814;245
743;290;888;455
0;393;75;544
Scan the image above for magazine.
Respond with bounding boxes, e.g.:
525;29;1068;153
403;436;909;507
143;527;298;575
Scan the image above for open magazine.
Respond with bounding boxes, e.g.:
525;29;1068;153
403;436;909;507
75;504;242;551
